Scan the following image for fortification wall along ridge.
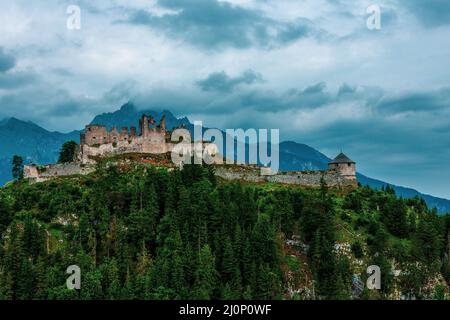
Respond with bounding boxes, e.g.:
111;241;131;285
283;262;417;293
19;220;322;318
214;166;357;188
24;115;358;189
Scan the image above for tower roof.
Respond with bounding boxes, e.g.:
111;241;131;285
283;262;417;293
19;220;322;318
329;152;355;164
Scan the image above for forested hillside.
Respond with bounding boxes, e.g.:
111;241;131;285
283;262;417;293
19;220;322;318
0;161;449;300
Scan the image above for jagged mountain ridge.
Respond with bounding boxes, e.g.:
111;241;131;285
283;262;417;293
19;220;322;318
90;102;190;132
0;103;448;214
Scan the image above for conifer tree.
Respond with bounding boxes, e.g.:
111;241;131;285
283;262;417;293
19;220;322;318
58;141;78;163
12;155;24;181
193;245;217;299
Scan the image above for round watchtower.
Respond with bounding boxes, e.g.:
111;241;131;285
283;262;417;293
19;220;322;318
328;152;356;181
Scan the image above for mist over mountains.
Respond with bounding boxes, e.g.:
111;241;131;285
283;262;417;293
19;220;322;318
0;103;449;214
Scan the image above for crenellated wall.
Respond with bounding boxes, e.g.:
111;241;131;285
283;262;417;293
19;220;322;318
79;114;171;164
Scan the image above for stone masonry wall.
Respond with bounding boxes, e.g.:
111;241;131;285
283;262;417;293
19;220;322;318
25;162;357;188
25;163;95;182
79;115;172;164
214;166;357;188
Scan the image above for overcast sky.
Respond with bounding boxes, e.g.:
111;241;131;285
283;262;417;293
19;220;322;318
1;0;450;198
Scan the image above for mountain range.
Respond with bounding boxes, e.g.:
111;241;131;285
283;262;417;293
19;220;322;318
0;103;449;214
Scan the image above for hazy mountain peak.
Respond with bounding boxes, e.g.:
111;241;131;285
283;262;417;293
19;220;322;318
119;101;137;113
0;117;44;132
0;117;25;126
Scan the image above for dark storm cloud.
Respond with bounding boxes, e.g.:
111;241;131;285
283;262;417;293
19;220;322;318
237;82;384;113
0;71;38;89
0;47;16;73
376;88;450;114
0;86;102;129
337;83;356;96
129;80;377;117
46;100;88;117
239;82;332;112
401;0;450;27
196;70;263;93
133;80;384;116
161;79;335;114
0;48;36;89
124;0;325;49
301;118;450;192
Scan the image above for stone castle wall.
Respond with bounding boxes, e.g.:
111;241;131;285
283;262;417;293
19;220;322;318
79;136;173;164
25;162;357;188
79;114;173;164
214;166;357;188
24;163;95;183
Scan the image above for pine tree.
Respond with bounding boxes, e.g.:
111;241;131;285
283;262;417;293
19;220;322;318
381;198;408;238
413;218;441;265
80;270;103;300
120;270;135;300
182;242;196;287
243;285;253;300
221;236;237;283
193;245;217;299
241;237;254;287
34;256;48;299
251;213;278;266
12;155;24;181
254;263;273;300
58;141;78;163
0;194;13;235
16;257;34;300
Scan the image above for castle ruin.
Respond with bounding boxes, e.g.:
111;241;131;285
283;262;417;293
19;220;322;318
79;114;175;164
24;115;357;189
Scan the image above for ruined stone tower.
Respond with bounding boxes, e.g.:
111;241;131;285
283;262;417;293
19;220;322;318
139;114;149;137
328;152;356;181
77;114;171;163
